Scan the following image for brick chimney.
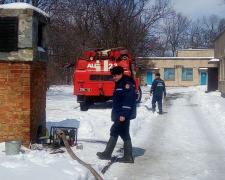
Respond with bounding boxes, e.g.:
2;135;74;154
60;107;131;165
0;3;50;147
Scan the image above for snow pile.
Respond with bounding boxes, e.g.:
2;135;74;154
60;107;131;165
194;86;225;135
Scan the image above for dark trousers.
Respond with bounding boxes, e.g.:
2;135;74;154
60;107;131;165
110;119;131;141
152;95;162;112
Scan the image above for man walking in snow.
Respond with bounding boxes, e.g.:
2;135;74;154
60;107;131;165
97;66;136;163
150;72;166;114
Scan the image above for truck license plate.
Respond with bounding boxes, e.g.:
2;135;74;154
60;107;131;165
79;88;91;91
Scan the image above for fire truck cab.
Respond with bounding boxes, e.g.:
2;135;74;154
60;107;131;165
74;47;142;111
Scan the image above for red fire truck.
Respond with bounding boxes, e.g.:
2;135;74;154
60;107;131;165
73;47;142;111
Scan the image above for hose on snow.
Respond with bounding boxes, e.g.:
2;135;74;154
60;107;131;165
56;128;103;180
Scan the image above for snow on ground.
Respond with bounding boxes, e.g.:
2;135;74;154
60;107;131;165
0;85;225;180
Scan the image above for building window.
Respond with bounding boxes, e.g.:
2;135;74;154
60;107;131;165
0;17;18;52
182;68;193;80
164;68;175;80
38;22;45;47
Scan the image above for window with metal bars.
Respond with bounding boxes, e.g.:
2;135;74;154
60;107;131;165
164;68;175;80
182;68;193;81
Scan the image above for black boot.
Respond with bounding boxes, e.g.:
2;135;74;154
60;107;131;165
159;109;163;115
152;105;156;112
117;140;134;163
96;136;118;160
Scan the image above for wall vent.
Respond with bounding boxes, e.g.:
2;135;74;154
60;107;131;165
0;17;18;52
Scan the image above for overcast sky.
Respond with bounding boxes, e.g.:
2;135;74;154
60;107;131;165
171;0;225;19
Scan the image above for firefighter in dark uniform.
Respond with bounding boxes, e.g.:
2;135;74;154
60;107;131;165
97;66;136;163
150;72;166;114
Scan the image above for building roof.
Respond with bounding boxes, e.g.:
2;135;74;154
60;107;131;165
136;57;214;60
208;58;220;64
0;2;49;17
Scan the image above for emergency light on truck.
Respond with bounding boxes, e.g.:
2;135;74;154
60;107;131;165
83;48;129;61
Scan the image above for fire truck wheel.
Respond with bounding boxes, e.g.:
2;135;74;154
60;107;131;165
80;103;89;111
136;86;142;103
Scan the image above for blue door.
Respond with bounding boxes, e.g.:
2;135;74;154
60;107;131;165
147;72;153;85
201;72;207;85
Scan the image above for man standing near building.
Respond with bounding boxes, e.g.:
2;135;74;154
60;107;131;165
150;72;166;114
96;66;136;163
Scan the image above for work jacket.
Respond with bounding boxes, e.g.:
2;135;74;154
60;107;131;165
111;75;136;121
150;77;166;97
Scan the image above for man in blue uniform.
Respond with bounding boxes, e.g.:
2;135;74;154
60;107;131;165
97;66;136;163
150;72;166;114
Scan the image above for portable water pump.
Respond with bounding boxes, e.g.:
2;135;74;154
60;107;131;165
49;126;77;147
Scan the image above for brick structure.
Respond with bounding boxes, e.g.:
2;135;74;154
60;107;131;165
0;3;49;147
0;61;47;146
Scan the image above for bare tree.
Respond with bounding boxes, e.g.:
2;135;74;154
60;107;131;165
201;14;223;48
46;0;172;85
47;1;77;85
91;0;172;56
68;0;98;51
187;16;225;49
187;20;204;48
162;11;191;56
